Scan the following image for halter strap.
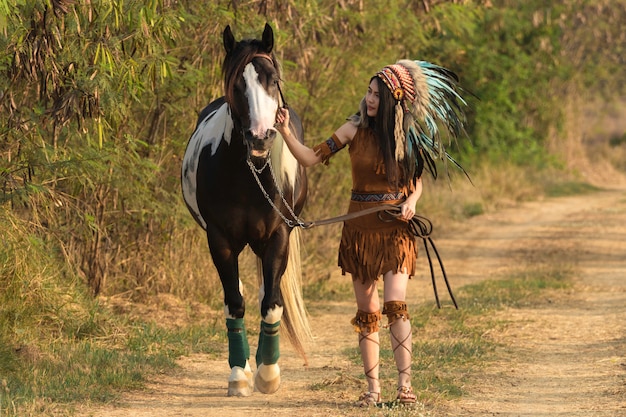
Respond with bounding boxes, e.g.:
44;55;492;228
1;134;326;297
251;53;273;63
250;53;288;108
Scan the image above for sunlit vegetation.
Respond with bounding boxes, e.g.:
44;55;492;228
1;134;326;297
1;0;624;414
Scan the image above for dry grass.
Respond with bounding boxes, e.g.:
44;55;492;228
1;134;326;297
547;96;626;188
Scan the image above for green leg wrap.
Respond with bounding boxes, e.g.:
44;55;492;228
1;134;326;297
255;320;280;366
226;318;250;369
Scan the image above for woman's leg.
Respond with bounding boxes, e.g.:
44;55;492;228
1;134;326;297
352;277;381;400
383;271;416;401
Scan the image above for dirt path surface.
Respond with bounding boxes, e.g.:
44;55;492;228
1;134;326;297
439;187;626;417
80;187;626;417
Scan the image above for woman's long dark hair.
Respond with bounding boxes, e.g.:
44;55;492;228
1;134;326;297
351;76;407;189
371;76;401;187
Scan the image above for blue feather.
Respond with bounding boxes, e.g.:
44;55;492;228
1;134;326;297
404;60;472;182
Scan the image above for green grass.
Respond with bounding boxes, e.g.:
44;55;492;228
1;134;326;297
544;181;602;197
0;211;227;415
462;202;485;218
0;322;226;414
303;273;353;301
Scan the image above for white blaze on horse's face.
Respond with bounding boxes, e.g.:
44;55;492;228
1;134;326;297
243;62;279;142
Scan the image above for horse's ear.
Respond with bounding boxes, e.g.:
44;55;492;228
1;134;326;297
261;23;274;54
223;25;236;53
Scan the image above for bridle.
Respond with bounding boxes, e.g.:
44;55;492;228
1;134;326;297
244;52;301;226
250;53;289;109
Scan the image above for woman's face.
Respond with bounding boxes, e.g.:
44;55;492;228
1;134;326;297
365;79;380;117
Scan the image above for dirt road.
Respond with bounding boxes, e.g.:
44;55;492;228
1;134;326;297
439;187;626;417
80;186;626;417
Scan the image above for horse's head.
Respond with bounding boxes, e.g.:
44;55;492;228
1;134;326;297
223;23;282;161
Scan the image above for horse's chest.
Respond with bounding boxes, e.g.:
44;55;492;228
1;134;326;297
200;170;281;239
210;203;280;243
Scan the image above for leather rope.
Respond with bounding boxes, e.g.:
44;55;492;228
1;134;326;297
300;204;402;229
300;204;458;309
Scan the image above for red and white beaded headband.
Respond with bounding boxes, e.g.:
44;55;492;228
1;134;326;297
376;64;416;105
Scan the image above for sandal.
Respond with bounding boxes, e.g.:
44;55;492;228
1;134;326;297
356;391;381;407
396;386;417;404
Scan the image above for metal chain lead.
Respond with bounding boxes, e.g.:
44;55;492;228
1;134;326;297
247;154;307;228
266;156;308;227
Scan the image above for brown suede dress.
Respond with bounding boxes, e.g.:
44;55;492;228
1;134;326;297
315;127;417;283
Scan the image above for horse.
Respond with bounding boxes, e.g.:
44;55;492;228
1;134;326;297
181;23;311;396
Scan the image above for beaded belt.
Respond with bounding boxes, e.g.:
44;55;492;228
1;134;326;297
351;191;404;202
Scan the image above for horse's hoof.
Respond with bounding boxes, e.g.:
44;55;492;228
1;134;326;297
227;366;253;397
254;373;280;394
245;369;254;386
227;379;252;397
254;364;281;394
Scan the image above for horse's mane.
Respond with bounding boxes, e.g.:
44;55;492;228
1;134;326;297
223;40;280;106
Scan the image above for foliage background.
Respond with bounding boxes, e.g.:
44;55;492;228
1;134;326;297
0;0;625;412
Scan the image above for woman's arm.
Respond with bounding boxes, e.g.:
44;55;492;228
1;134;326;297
400;177;423;220
275;108;320;167
275;108;355;167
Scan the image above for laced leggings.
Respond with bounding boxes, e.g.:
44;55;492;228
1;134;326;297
383;301;412;388
352;310;382;394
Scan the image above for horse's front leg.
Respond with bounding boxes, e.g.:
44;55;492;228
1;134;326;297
207;227;253;397
253;227;290;394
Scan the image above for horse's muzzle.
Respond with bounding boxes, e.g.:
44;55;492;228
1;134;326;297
246;128;277;158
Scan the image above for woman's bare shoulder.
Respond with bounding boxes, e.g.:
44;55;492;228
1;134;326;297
334;122;358;145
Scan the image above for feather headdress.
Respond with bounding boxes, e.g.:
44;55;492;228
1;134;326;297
376;59;471;181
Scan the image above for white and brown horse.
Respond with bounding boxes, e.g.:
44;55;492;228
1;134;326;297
181;23;310;396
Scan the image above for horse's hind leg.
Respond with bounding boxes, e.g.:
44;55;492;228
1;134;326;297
207;228;253;396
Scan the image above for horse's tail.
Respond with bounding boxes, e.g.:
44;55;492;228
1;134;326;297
280;227;313;364
256;227;313;365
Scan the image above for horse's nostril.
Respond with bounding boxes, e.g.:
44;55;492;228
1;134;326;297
266;128;277;139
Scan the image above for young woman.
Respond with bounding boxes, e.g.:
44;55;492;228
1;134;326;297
275;59;467;406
